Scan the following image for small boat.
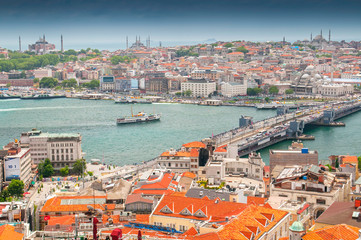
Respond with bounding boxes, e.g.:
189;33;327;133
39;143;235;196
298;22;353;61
117;107;161;124
0;93;20;99
115;97;152;104
21;94;66;100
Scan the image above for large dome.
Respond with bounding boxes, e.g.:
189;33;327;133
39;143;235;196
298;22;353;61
301;73;310;79
289;221;304;232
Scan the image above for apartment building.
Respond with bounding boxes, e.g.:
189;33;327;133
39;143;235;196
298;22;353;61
221;81;247;97
271;165;352;219
20;129;82;169
181;79;216;97
4;142;32;188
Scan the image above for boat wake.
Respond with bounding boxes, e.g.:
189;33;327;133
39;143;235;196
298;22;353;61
0;106;84;112
0;99;20;102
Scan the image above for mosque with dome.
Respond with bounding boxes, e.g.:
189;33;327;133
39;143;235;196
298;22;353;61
291;65;353;96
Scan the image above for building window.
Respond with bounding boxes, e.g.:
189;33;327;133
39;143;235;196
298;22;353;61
297;196;306;202
316;199;326;205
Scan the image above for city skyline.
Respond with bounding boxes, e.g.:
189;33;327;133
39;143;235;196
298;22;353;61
1;0;361;50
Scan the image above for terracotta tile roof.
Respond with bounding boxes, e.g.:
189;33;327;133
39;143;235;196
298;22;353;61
160;149;199;158
342;155;358;164
215;205;289;240
214;144;227;153
0;224;24;240
125;193;153;205
302;224;360;240
102;215;122;224
47;215;75;225
152;194;247;221
182;227;198;236
182;172;197;179
182;141;206;149
247;196;267;206
40;196;115;213
135;214;150;223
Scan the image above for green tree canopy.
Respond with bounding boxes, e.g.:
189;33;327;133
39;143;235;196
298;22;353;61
247;88;262;96
183;90;192;97
285;89;294;95
82;80;99;89
236;46;249;54
73;159;86;176
224;43;234;48
39;77;58;88
8;179;24;198
62;78;78;88
38;158;54;178
60;165;69;177
110;55;134;65
64;49;77;56
269;86;279;95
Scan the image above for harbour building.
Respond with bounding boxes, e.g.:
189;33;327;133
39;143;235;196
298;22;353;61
20;129;83;170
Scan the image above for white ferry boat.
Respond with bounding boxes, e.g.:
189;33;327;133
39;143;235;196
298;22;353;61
117;110;161;124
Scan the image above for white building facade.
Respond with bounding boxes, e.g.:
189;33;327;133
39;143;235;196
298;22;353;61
181;79;216;97
221;81;247;97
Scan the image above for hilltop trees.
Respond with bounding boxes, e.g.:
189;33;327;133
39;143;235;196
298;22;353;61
110;55;133;65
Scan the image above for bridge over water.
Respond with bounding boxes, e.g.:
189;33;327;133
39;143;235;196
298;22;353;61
211;100;361;157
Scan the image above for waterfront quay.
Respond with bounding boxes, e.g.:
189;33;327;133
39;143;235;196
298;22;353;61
212;99;361;157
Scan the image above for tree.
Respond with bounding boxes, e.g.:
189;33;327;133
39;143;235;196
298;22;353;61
269;86;279;95
38;158;54;178
0;189;10;202
64;49;77;56
358;156;361;171
224;43;233;48
265;97;270;103
175;92;182;97
8;179;24;198
73;159;86;176
6;83;10;88
247;88;262;96
33;78;39;84
335;157;339;168
285;89;294;95
60;165;69;177
39;77;58;88
82;80;99;89
20;71;26;78
184;90;192;97
236;46;249;54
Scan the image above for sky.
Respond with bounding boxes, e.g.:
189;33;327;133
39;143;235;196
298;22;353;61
1;0;361;50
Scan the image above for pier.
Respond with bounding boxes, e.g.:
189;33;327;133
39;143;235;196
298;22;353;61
212;100;361;157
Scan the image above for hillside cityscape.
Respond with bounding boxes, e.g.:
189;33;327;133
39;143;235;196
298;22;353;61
2;0;361;239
